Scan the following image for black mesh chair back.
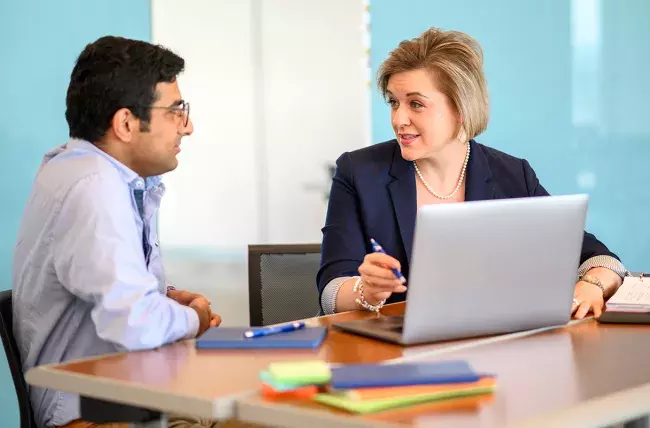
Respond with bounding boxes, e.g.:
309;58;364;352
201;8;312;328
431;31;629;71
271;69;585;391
248;244;322;326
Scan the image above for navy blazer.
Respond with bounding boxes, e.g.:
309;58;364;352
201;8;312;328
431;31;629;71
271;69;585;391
317;139;619;303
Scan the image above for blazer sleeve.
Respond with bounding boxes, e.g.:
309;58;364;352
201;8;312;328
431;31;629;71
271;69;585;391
317;152;367;298
521;159;620;264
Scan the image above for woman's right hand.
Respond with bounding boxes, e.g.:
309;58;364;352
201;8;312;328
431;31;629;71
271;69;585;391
357;253;407;305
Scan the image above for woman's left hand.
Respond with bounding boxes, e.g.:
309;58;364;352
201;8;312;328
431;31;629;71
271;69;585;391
572;280;605;319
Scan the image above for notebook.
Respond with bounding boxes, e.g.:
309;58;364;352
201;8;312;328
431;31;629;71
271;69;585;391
315;380;495;414
339;377;495;401
330;360;480;389
599;273;650;324
195;326;327;349
605;274;650;310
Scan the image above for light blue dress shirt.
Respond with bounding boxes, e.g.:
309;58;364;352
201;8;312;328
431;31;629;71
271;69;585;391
12;139;199;427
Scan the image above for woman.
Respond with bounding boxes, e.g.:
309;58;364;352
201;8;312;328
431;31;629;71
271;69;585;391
317;27;626;319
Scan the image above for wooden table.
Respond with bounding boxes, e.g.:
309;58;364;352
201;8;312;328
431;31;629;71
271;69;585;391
25;303;650;427
236;320;650;427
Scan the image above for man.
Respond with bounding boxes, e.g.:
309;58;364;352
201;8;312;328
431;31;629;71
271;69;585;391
13;36;221;428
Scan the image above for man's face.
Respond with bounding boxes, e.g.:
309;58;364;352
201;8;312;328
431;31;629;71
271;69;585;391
131;81;193;177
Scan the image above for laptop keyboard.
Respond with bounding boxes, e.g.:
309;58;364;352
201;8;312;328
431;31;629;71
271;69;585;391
367;315;404;332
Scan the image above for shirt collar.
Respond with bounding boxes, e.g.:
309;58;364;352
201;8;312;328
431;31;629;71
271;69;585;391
67;139;164;191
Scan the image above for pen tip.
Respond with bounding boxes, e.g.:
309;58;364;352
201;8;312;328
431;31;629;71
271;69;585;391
370;238;376;243
244;331;253;338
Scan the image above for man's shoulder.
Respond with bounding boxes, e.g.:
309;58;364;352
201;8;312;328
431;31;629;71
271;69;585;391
36;146;124;199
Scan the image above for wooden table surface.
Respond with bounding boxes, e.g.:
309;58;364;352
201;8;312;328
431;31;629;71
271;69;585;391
26;302;650;427
236;320;650;428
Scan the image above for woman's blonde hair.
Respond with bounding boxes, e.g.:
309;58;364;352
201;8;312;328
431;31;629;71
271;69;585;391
377;27;489;140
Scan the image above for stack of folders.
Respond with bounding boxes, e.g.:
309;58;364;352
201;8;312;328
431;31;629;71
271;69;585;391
259;360;496;413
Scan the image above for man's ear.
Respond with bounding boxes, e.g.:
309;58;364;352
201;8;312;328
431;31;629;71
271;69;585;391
111;108;137;143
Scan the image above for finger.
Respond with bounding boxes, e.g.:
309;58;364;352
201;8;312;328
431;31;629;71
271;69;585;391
190;296;211;308
364;253;401;271
359;264;402;281
593;303;603;318
210;313;222;327
571;298;579;314
575;301;591;319
184;292;203;303
362;276;403;290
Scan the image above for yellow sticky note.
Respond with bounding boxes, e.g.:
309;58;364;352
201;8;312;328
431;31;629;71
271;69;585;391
268;360;331;385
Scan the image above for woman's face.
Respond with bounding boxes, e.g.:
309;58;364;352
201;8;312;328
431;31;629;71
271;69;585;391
386;68;461;161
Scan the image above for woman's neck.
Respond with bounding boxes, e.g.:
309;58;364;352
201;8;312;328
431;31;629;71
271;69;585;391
414;141;469;189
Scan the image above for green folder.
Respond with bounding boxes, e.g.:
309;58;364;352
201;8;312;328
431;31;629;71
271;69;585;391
314;384;495;414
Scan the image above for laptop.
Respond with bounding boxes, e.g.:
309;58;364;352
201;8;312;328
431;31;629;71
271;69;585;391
332;194;588;345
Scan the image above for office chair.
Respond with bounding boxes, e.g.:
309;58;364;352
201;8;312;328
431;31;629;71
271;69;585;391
248;244;322;326
0;290;37;428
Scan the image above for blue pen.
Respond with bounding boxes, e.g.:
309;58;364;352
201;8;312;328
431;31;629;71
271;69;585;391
244;321;306;339
370;238;407;285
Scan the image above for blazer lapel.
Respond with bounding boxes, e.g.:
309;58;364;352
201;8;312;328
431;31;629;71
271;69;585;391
387;143;417;265
464;140;496;201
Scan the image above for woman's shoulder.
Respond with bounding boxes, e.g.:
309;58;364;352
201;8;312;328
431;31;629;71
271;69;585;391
474;141;527;168
336;140;403;183
335;140;399;174
344;139;399;162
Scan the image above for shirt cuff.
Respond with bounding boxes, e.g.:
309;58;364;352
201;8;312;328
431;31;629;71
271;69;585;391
577;255;628;279
181;305;200;340
321;276;353;314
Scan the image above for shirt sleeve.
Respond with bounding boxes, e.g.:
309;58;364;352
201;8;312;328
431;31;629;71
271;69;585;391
320;276;354;314
578;255;628;279
52;173;199;350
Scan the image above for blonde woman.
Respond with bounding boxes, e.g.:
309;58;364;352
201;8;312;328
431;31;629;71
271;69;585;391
318;27;626;320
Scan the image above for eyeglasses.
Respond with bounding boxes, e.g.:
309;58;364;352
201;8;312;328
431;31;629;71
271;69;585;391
149;101;190;127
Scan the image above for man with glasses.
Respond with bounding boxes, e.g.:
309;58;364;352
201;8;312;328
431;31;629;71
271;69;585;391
12;36;222;428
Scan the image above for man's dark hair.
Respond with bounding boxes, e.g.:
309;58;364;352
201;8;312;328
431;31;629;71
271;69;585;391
65;36;185;142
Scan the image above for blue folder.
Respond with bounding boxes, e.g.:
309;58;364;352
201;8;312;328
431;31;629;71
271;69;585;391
195;326;328;349
330;360;480;389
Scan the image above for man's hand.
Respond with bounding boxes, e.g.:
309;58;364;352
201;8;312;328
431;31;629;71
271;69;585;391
210;312;222;328
189;296;212;337
167;289;210;306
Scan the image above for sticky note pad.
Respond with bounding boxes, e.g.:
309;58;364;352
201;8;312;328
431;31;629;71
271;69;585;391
267;360;331;385
259;370;309;391
261;383;318;400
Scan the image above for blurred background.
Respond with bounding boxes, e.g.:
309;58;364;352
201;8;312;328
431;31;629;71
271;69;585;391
1;0;648;424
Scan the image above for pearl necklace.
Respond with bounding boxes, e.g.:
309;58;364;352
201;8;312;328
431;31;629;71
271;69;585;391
413;143;470;200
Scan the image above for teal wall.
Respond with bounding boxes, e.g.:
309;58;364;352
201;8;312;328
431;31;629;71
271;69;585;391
370;0;649;271
0;1;151;425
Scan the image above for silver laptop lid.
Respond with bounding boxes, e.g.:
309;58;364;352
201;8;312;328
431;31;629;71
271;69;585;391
402;194;588;344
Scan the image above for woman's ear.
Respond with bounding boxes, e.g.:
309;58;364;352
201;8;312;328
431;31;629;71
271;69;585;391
456;114;467;142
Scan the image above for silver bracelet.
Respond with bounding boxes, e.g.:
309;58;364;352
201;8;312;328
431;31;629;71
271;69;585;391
353;277;386;312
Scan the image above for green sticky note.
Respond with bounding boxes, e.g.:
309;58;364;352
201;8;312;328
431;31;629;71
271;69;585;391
267;360;331;385
314;384;495;414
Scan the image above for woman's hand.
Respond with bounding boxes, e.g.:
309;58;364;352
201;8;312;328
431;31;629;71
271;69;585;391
357;252;407;305
571;280;605;319
572;267;623;319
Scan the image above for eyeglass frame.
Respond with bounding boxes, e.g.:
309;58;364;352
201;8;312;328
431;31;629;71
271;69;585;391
148;100;190;127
